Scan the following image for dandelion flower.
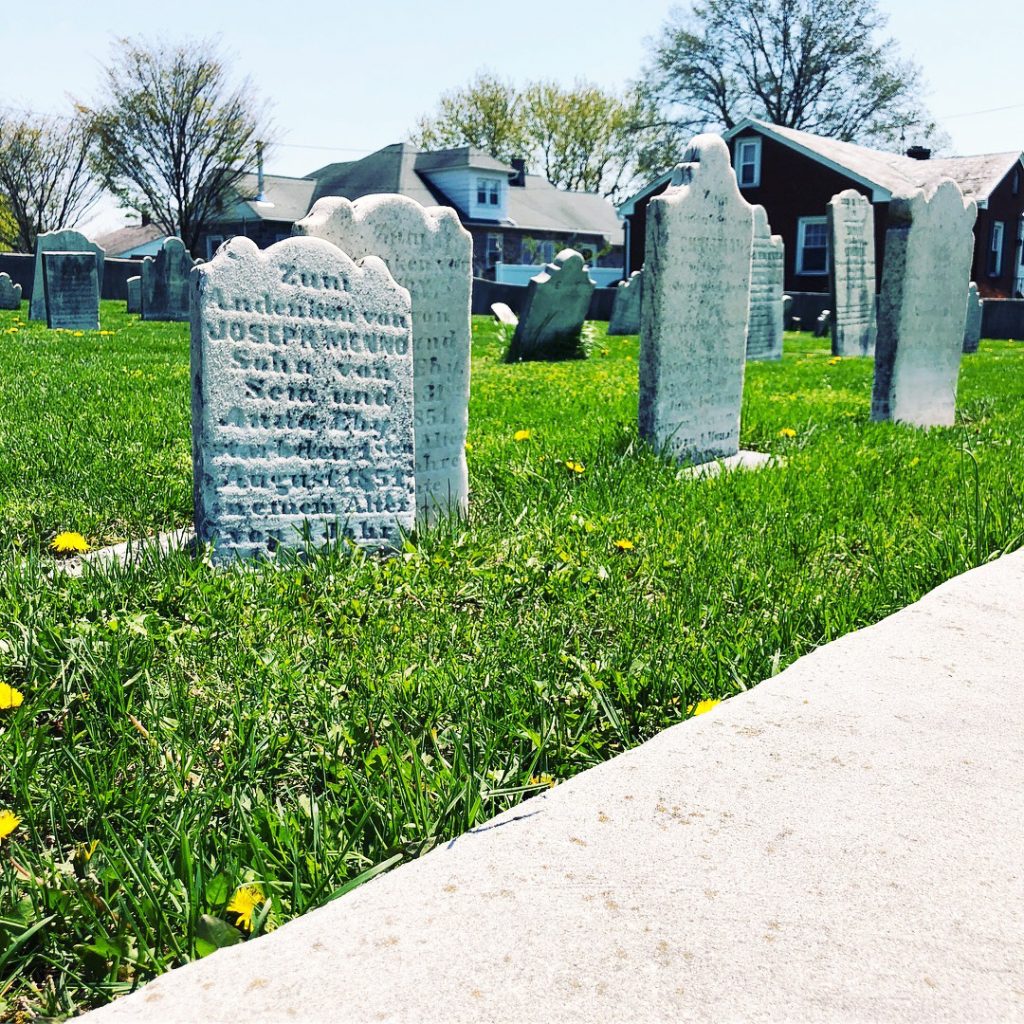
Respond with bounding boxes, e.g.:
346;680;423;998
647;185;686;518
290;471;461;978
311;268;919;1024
828;356;842;365
565;460;585;474
530;773;556;788
0;683;24;709
0;810;20;842
513;429;532;442
688;699;721;717
51;532;90;555
226;884;266;933
612;539;635;552
778;427;797;438
464;442;474;452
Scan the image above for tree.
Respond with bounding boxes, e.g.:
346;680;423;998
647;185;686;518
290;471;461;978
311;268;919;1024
643;0;942;150
0;109;102;252
87;36;272;254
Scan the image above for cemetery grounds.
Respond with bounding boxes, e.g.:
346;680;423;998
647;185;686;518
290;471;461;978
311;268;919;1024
0;303;1022;1020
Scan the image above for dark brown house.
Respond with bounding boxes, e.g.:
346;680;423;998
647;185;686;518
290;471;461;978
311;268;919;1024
620;118;1024;298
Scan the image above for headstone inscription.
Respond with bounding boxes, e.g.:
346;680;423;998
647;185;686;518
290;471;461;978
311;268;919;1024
0;272;21;310
42;252;100;331
638;134;761;468
142;237;194;321
828;189;878;356
871;179;977;427
962;282;982;353
506;249;594;361
30;230;105;321
490;302;518;326
190;235;416;563
126;276;141;314
745;207;784;361
607;270;643;336
294;194;472;522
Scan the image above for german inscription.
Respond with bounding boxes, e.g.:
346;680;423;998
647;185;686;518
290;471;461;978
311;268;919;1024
746;206;784;361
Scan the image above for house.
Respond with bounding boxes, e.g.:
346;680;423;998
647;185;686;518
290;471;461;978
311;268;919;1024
92;222;166;258
197;143;623;279
620;118;1024;298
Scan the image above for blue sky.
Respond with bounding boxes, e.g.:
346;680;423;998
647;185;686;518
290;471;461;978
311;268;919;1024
2;0;1021;232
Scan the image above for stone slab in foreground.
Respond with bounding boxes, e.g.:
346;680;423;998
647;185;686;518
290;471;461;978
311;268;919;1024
82;550;1024;1023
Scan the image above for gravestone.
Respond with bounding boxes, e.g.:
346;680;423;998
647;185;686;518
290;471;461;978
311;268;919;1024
491;302;518;326
871;179;977;427
191;235;416;563
783;294;793;329
506;249;594;361
0;272;21;310
638;134;764;469
962;282;982;354
30;230;105;321
294;194;472;522
127;276;141;314
142;237;194;321
814;310;832;338
745;207;784;361
828;189;878;356
607;270;643;336
42;252;100;330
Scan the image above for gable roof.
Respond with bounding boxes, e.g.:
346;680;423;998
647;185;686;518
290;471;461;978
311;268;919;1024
228;172;318;223
504;175;621;237
91;222;164;256
310;144;441;208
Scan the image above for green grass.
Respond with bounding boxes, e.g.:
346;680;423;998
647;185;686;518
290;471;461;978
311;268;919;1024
1;302;1023;1020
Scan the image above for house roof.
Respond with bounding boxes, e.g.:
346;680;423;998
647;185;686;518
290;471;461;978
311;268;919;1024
310;144;441;208
91;222;163;256
415;147;512;174
503;175;622;237
229;172;318;223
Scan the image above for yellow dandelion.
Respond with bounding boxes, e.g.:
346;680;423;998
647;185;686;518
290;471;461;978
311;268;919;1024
612;538;635;551
0;810;20;842
909;456;921;467
778;427;797;438
530;773;556;788
0;683;24;709
513;429;532;442
828;356;842;365
226;884;266;933
464;441;474;452
72;331;85;337
564;460;585;474
688;699;721;717
51;531;90;555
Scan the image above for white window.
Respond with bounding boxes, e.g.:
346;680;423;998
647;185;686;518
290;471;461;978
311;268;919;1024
485;232;503;267
796;217;829;275
988;220;1004;277
206;234;225;260
736;137;762;188
488;180;499;205
476;178;488;205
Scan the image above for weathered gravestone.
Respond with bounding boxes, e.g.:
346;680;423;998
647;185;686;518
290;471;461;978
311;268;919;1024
191;235;415;563
30;230;105;321
871;180;977;427
0;272;21;310
814;310;832;338
43;252;100;331
607;270;643;336
142;237;194;321
782;294;793;329
639;134;766;470
126;276;141;314
828;189;878;356
491;302;518;327
294;194;472;521
506;249;594;361
962;282;982;353
746;207;784;361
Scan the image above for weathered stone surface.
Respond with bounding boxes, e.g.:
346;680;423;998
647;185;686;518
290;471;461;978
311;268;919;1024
30;230;105;321
142;237;194;321
491;302;518;326
507;249;594;361
745;207;783;361
872;180;977;427
782;294;793;329
607;270;643;336
42;252;100;330
962;282;982;354
126;276;141;314
828;189;877;357
295;195;471;521
814;310;832;338
638;135;755;466
190;235;415;563
0;272;21;310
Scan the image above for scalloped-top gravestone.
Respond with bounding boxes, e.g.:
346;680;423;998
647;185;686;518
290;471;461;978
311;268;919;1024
294;195;472;522
608;270;643;336
506;249;594;361
30;230;105;321
190;235;415;563
127;276;141;314
43;252;99;330
962;282;982;354
638;134;764;470
871;180;977;427
142;237;195;321
828;189;877;356
0;272;20;310
745;206;783;361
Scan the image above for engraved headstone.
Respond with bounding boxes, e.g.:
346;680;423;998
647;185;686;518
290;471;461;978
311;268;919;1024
828;189;877;356
639;134;764;469
30;230;105;321
142;237;194;321
962;282;982;354
43;251;100;330
191;235;416;563
782;294;793;329
295;194;472;521
745;207;784;361
491;302;518;326
608;270;643;335
871;180;977;427
0;272;21;310
506;249;594;361
127;276;141;314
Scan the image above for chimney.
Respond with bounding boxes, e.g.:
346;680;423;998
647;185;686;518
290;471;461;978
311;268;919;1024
140;209;151;226
510;157;527;187
905;145;931;161
256;140;266;201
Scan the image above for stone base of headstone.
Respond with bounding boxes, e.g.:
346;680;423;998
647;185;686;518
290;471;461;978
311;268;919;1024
51;529;195;577
679;449;777;479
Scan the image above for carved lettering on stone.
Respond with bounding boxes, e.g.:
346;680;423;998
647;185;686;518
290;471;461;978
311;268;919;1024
43;252;100;331
746;207;784;361
30;230;105;321
828;189;877;356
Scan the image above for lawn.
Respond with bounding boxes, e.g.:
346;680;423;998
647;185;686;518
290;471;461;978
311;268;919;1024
1;302;1022;1020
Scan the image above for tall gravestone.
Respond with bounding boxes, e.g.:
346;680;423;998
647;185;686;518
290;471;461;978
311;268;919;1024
608;270;643;336
294;195;472;522
871;180;977;427
745;206;784;361
191;236;416;563
0;272;21;310
639;134;763;469
506;249;594;361
126;276;142;314
962;283;982;354
43;252;100;330
828;189;877;356
30;230;105;321
142;237;194;321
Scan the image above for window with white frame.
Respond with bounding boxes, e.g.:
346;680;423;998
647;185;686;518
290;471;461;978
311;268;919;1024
488;180;499;205
796;217;829;275
477;178;500;207
735;137;762;188
988;221;1005;277
476;178;488;205
485;232;503;267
